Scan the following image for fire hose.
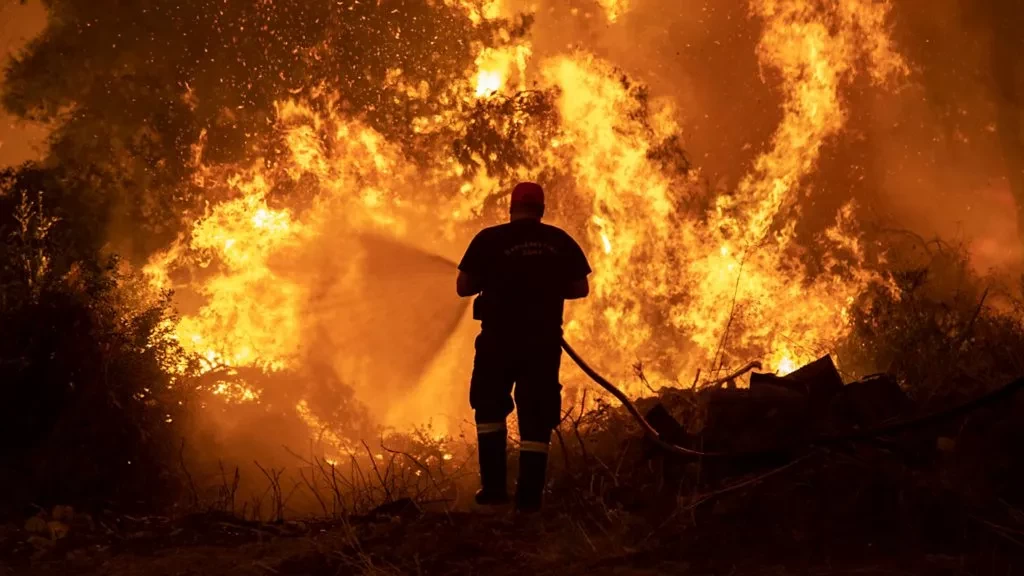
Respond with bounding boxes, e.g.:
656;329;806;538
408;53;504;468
363;234;1023;460
563;336;1024;459
560;338;723;458
409;239;720;456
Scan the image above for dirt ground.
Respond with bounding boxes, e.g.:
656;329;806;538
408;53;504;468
2;503;1006;576
6;374;1024;575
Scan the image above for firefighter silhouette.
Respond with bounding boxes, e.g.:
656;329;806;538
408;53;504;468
456;182;591;512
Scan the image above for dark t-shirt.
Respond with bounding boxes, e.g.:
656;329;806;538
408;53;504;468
458;220;591;332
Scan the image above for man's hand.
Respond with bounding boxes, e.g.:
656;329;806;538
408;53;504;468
456;270;483;297
565;277;589;300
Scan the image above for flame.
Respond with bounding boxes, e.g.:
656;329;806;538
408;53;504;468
675;0;907;373
668;0;905;380
474;43;532;97
145;173;306;376
540;53;681;361
776;356;797;376
736;0;906;249
295;399;353;456
446;0;503;25
145;0;908;439
597;0;630;22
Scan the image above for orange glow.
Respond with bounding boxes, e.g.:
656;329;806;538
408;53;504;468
597;0;630;22
145;0;908;438
146;173;306;379
445;0;503;25
474;43;532;98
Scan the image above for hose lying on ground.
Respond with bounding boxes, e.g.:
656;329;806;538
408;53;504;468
561;338;722;458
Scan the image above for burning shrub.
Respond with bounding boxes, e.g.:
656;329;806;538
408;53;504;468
0;165;198;516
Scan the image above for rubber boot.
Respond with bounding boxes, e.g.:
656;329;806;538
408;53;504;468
515;449;549;513
474;430;509;505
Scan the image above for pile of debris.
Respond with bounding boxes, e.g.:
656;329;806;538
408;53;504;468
640;356;1022;483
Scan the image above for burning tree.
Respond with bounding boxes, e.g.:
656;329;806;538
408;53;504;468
4;0;908;449
3;0;1020;520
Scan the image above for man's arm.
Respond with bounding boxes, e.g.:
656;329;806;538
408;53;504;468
565;277;589;299
457;231;488;297
456;270;483;297
563;233;592;300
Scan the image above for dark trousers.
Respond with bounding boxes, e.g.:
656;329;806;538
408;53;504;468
469;328;563;443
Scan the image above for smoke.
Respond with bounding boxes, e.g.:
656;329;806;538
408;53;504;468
513;0;775;187
5;0;1020;266
4;0;1022;476
870;0;1022;272
515;0;1023;272
0;0;47;167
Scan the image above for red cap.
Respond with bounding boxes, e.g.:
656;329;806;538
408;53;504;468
510;182;544;207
